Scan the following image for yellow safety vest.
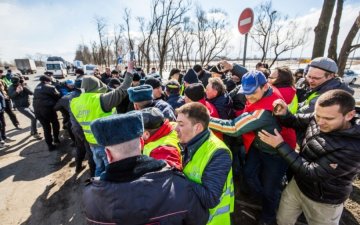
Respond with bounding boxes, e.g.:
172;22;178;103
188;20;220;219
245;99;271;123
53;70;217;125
70;93;115;144
143;129;181;157
183;133;234;225
288;94;298;114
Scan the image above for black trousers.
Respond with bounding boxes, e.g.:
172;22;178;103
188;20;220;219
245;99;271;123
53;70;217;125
5;99;19;127
72;126;95;176
0;112;5;140
35;109;60;146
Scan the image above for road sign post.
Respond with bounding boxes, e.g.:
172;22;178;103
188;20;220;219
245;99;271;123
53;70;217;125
238;8;254;67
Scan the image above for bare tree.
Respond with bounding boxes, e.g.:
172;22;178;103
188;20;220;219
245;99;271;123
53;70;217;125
250;1;308;67
152;0;190;76
137;13;158;73
312;0;336;59
94;16;107;66
337;12;360;76
169;17;194;69
250;1;277;62
124;8;134;51
327;0;344;62
194;7;230;66
113;25;125;68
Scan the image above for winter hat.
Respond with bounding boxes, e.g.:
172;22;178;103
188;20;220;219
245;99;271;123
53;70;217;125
210;66;221;74
184;83;205;102
11;76;20;84
193;64;203;73
133;73;141;82
239;71;267;95
108;78;121;88
91;111;144;146
169;68;181;79
183;69;200;84
65;79;75;86
75;69;84;75
145;77;161;89
39;75;52;82
141;107;165;130
81;76;108;93
310;57;338;74
111;70;119;75
127;84;153;102
44;71;53;76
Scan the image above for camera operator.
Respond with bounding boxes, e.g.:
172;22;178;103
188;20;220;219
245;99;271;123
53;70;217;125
8;76;42;139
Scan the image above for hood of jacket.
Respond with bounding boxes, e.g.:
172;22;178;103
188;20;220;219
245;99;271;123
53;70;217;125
81;76;108;93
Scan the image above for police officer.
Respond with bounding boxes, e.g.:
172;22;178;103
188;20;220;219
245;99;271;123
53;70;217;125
33;75;61;151
83;111;208;225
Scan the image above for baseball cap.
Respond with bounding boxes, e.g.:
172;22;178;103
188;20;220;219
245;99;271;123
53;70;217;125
239;71;267;95
309;57;338;74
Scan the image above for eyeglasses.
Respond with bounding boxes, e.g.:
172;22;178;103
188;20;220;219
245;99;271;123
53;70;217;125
306;74;325;81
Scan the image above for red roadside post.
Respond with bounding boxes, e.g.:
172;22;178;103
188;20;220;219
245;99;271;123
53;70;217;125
238;8;254;67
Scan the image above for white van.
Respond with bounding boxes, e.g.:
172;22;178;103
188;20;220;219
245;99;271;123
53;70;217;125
45;61;68;79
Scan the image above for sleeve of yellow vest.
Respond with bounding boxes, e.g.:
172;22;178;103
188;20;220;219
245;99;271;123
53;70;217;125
100;72;134;112
190;149;232;209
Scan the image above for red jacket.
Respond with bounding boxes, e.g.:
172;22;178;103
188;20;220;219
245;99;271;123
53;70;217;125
199;98;223;140
144;120;182;171
276;86;297;149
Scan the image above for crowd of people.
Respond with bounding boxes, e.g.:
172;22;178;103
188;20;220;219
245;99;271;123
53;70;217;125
1;56;360;225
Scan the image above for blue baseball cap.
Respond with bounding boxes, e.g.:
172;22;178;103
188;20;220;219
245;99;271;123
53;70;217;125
239;71;267;95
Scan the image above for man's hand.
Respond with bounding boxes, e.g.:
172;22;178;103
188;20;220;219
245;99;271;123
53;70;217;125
16;85;23;93
258;129;284;148
127;59;135;74
219;60;233;72
272;99;287;116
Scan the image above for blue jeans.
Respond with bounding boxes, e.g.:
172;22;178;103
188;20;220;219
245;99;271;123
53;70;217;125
244;146;288;223
17;107;38;134
90;145;108;177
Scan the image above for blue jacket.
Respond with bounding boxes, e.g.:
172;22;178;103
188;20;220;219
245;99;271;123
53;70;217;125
207;93;234;119
83;155;208;225
181;129;232;209
166;93;185;110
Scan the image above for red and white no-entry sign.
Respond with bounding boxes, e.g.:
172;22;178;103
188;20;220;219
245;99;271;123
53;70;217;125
238;8;254;35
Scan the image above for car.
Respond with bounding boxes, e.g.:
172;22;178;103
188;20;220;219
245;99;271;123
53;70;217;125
342;69;358;85
83;64;97;75
45;61;68;79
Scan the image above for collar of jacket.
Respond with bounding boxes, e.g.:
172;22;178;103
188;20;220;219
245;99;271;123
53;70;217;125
100;155;166;182
144;120;173;144
181;128;210;165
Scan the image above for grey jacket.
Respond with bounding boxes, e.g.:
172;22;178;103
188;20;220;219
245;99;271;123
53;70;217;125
8;84;33;108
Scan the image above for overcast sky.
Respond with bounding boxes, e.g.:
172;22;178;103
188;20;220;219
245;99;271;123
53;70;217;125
0;0;359;62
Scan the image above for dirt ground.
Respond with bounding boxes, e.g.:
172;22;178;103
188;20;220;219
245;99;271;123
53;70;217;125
0;110;359;225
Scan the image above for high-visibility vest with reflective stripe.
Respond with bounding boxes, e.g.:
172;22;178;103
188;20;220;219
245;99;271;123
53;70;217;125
288;94;298;114
143;128;181;157
183;133;234;225
70;93;114;144
299;92;319;112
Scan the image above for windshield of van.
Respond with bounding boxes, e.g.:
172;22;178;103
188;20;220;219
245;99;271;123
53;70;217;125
86;65;96;71
47;64;61;70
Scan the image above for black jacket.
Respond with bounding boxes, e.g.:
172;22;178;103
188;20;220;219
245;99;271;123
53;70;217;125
83;155;208;225
33;82;61;110
276;113;360;204
8;84;33;108
198;70;211;87
298;78;354;113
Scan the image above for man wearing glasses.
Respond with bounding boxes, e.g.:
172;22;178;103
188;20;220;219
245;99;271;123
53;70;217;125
298;57;354;113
